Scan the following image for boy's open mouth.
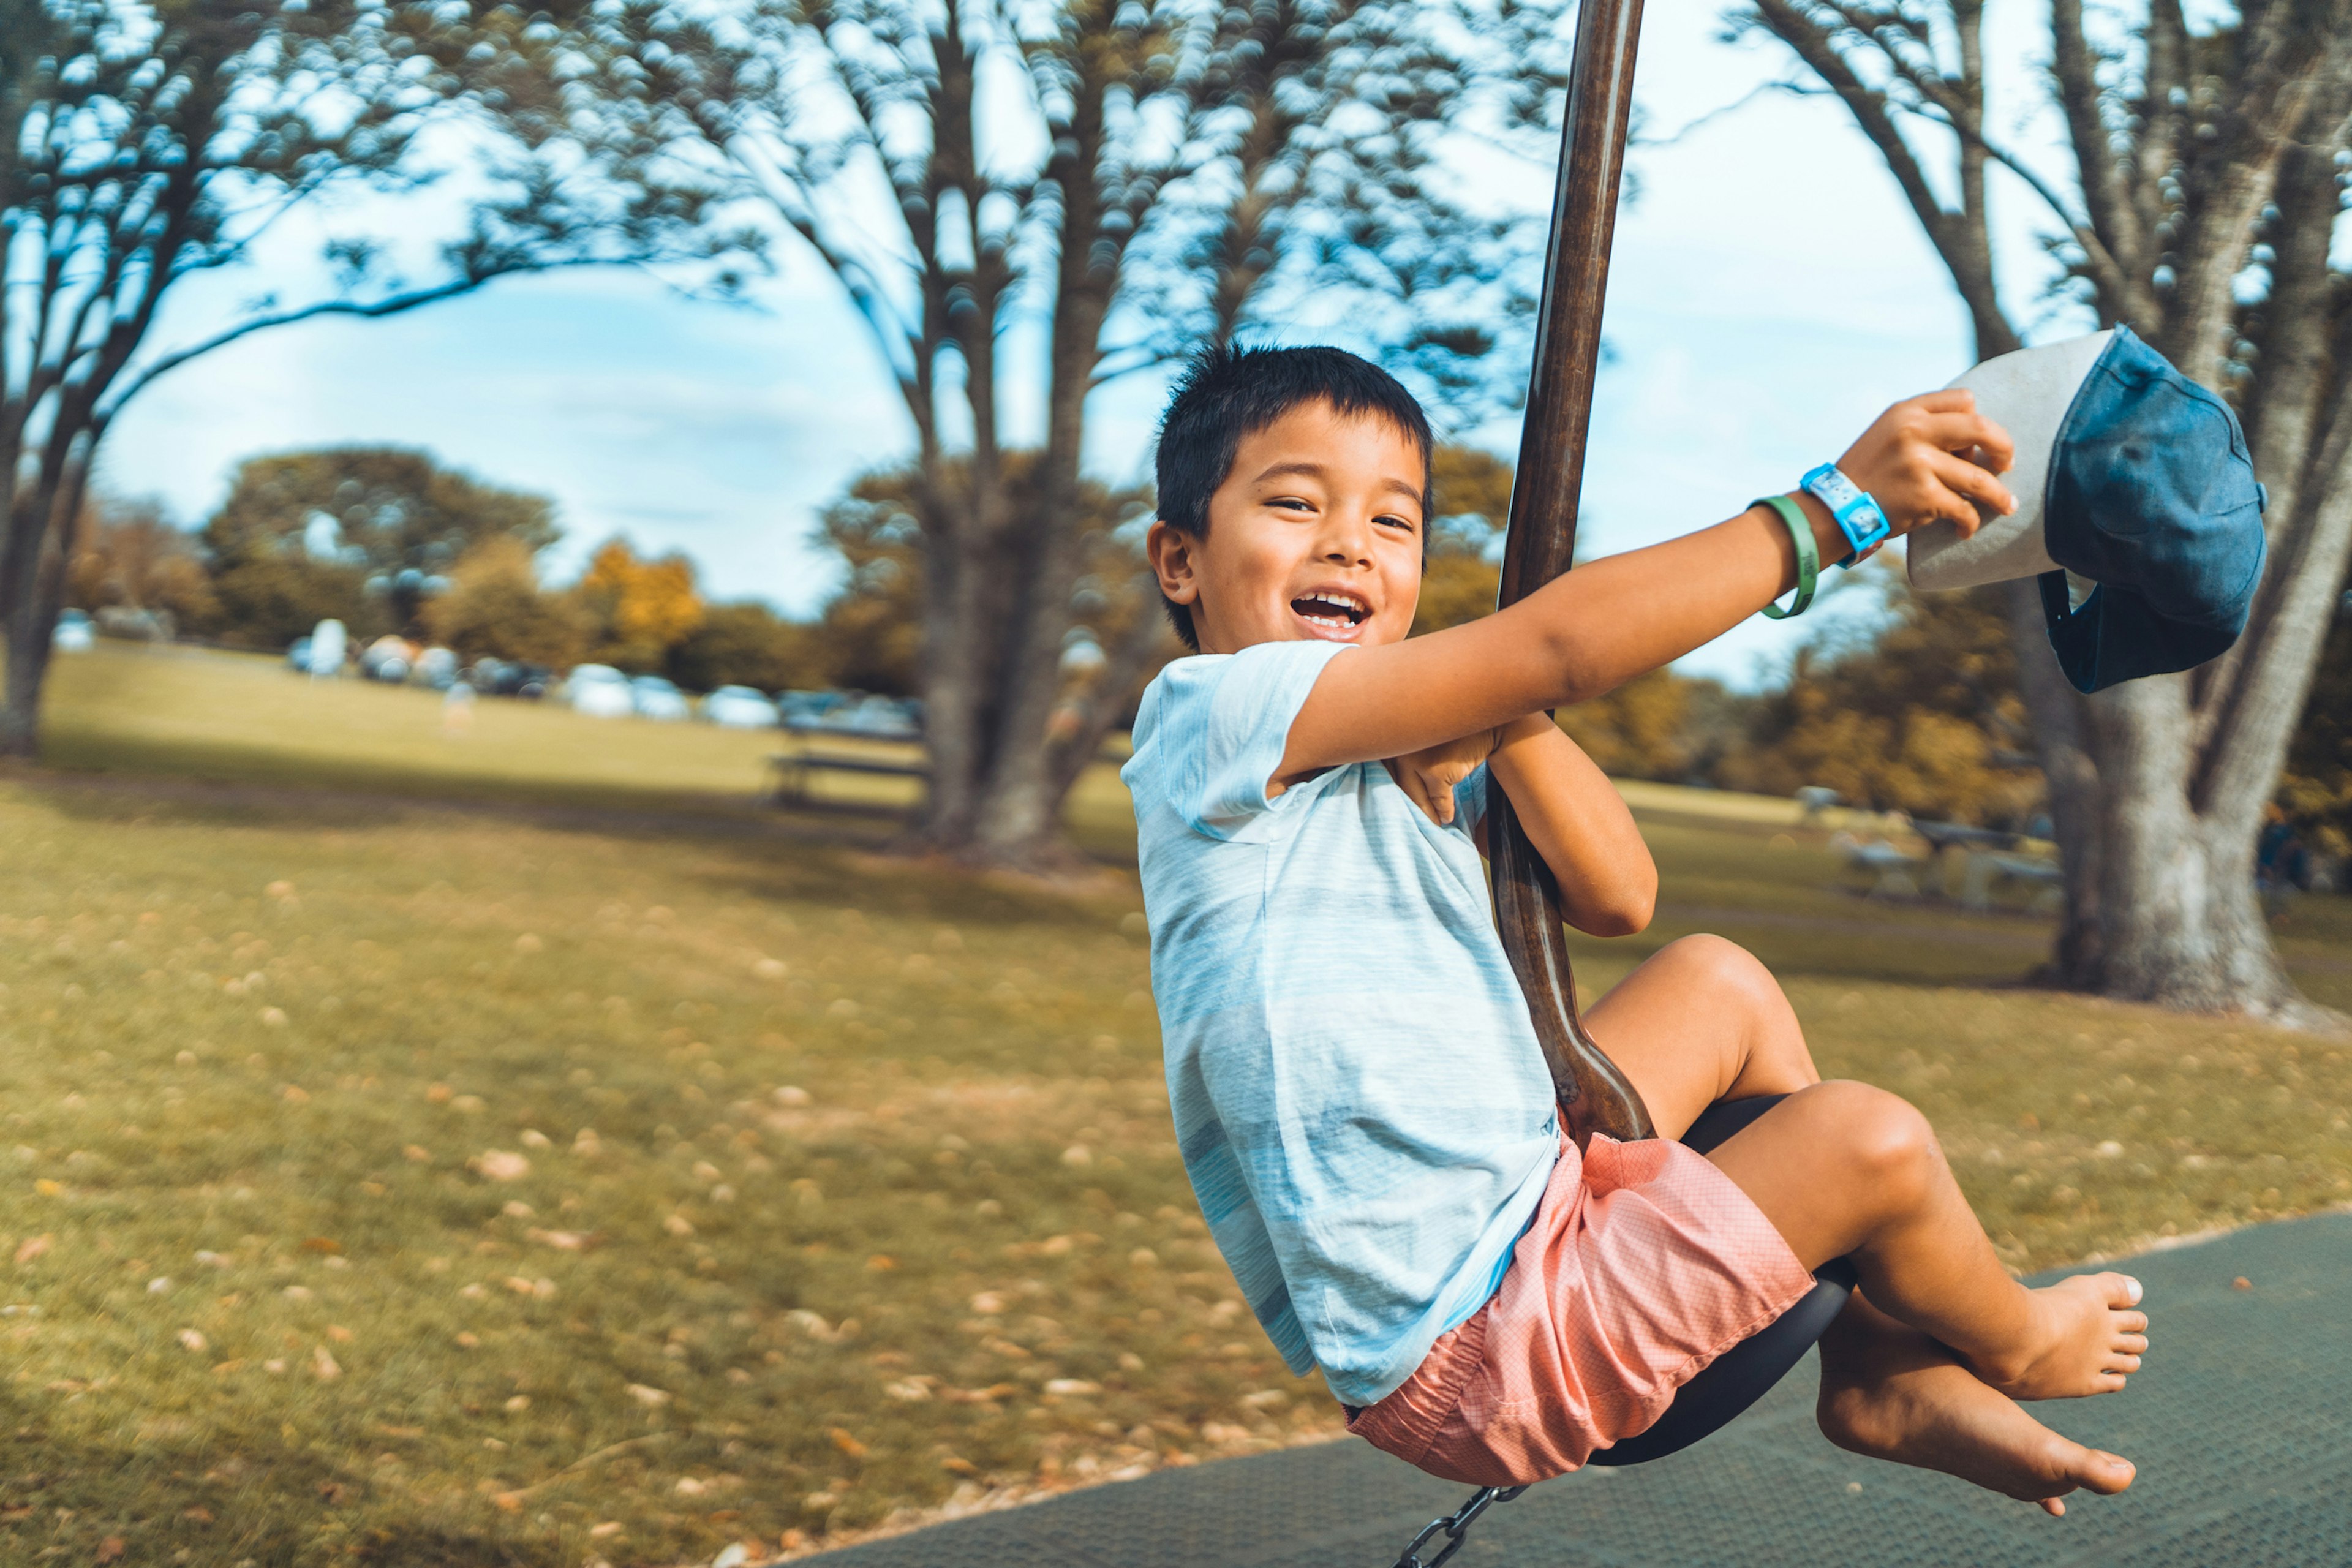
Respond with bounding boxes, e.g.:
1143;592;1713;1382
1291;590;1371;635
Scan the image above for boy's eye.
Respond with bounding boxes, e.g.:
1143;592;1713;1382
1376;513;1417;533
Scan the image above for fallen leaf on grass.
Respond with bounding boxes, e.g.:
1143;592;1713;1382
402;1145;432;1163
663;1214;695;1237
943;1384;1020;1404
941;1457;979;1476
626;1384;671;1406
311;1346;342;1380
519;1129;552;1150
31;1181;60;1199
525;1229;590;1251
15;1234;51;1262
674;1477;706;1496
828;1427;867;1458
1044;1379;1100;1397
587;1521;624;1539
475;1151;530;1182
181;1506;214;1523
96;1536;125;1562
299;1238;342;1255
260;1008;288;1028
176;1329;208;1353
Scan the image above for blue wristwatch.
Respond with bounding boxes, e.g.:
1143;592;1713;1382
1800;463;1890;567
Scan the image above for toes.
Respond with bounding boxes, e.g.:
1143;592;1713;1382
2101;1273;2143;1306
2113;1310;2149;1335
2107;1355;2141;1373
2115;1333;2149;1355
2081;1450;2136;1494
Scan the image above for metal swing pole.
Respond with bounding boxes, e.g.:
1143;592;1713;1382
1486;0;1655;1150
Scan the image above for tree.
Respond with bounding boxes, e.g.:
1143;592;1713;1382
2280;604;2352;858
811;454;1164;801
572;539;706;674
571;0;1573;865
669;602;821;694
0;0;729;756
1744;0;2352;1025
66;494;219;636
203;447;561;639
1718;573;2045;826
422;536;592;669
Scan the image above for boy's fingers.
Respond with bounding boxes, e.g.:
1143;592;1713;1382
1916;411;2015;471
1931;450;2016;522
1900;388;1978;417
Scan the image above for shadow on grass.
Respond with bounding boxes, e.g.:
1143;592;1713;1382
0;1403;567;1567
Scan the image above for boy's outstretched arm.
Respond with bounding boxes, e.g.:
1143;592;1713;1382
1280;392;2014;780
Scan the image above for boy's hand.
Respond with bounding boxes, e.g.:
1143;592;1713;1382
1387;729;1501;826
1836;390;2017;538
1387;716;1549;826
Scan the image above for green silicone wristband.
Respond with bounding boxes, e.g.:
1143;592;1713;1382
1753;494;1817;619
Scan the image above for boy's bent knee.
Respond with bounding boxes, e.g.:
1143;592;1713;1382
1656;934;1795;1021
1788;1081;1940;1207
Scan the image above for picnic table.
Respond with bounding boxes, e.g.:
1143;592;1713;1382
767;720;929;811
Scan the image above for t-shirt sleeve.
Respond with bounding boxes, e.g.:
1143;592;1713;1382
1452;762;1493;837
1158;641;1356;840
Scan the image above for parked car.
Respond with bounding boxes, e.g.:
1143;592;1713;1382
467;658;549;700
630;674;691;722
566;663;635;718
834;694;922;739
777;688;851;726
413;646;459;691
360;635;414;684
51;609;94;653
703;685;780;729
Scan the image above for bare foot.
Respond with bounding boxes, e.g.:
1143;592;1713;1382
1971;1272;2148;1401
1819;1294;2135;1517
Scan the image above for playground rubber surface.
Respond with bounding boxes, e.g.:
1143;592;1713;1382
810;1210;2352;1567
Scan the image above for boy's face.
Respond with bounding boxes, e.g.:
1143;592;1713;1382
1148;400;1425;656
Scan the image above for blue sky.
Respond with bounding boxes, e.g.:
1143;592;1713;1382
100;1;2089;686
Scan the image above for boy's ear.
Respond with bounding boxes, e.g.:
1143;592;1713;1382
1145;519;1201;606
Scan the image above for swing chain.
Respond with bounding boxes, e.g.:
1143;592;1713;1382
1390;1485;1526;1568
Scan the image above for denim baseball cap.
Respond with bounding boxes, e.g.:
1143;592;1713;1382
1908;325;2266;693
2035;326;2266;692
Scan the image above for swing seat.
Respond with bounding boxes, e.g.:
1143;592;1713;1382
1587;1092;1854;1465
1388;1095;1853;1566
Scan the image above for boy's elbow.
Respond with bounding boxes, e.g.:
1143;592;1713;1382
1581;892;1654;938
1585;871;1657;937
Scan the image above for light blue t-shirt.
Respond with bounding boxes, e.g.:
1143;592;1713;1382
1123;639;1561;1407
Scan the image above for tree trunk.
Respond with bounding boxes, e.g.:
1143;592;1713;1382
1754;0;2352;1030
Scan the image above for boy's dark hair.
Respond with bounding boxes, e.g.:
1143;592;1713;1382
1153;343;1435;652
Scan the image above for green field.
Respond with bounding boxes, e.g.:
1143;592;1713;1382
2;643;2348;1565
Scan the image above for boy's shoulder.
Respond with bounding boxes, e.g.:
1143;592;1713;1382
1126;641;1356;838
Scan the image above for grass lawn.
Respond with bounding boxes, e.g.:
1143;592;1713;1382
2;643;2349;1565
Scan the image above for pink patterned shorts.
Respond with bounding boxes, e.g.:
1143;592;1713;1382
1346;1133;1812;1487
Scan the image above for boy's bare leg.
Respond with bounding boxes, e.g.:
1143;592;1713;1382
1817;1291;2136;1515
1583;935;1820;1139
1706;1083;2147;1401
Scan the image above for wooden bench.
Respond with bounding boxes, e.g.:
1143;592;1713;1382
766;744;929;812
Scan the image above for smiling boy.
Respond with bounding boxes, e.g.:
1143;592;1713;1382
1122;345;2147;1510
